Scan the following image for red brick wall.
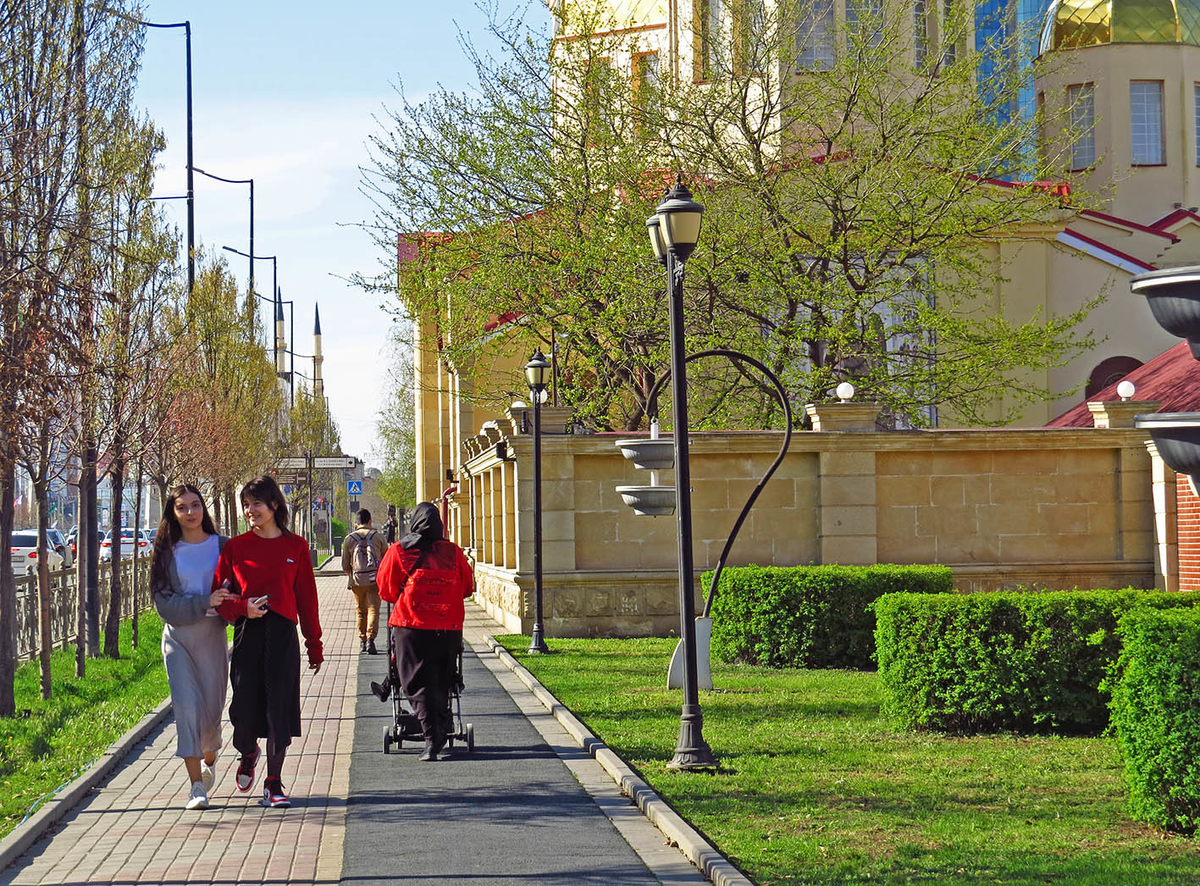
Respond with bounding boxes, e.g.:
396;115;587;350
1178;474;1200;590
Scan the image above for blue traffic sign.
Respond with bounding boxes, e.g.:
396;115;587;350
348;480;363;495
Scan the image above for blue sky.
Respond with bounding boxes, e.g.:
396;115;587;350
134;1;550;464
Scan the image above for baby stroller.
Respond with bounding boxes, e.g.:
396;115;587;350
376;605;475;755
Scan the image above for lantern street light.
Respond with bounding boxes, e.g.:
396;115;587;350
525;348;552;654
649;176;718;770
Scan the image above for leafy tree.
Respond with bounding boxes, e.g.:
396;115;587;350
372;326;417;509
364;0;1096;432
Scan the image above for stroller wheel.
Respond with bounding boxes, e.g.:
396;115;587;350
383;727;392;755
466;723;475;752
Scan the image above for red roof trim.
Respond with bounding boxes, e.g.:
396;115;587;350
1077;209;1178;240
1059;228;1156;270
1150;208;1200;230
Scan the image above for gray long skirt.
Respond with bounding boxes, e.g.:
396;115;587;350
162;617;229;758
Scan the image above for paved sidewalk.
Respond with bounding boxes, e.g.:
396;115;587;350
0;573;358;886
0;577;716;885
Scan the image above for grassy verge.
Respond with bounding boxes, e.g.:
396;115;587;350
0;611;169;839
497;635;1200;885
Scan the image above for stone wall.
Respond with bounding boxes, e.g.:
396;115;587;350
452;403;1158;638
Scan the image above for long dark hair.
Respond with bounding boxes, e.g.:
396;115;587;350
241;475;290;532
149;484;218;593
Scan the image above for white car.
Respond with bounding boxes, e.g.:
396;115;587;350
99;528;153;563
9;530;64;575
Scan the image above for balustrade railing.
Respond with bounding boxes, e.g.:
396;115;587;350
9;558;153;661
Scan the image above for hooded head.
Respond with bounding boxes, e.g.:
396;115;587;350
399;502;444;551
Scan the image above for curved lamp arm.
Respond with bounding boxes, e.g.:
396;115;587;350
644;348;793;617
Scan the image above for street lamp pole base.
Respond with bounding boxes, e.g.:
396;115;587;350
667;704;718;770
528;628;550;655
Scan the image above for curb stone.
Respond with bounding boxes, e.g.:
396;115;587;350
0;695;173;871
484;636;755;886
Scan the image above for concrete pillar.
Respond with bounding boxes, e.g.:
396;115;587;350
1087;400;1160;429
1146;440;1180;592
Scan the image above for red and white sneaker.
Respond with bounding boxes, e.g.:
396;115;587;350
261;777;290;808
234;745;261;793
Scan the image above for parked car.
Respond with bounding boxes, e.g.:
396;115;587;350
46;528;73;569
98;528;153;563
9;531;64;576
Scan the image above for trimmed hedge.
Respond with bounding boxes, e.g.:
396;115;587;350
875;588;1200;735
707;564;952;669
1110;607;1200;834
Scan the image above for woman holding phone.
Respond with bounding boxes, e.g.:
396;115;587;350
151;485;234;811
215;475;323;809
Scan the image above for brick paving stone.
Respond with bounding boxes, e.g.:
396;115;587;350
0;573;355;886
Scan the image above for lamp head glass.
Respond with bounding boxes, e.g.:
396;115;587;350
525;348;551;392
654;177;704;262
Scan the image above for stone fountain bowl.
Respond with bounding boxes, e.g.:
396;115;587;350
613;438;675;472
1136;412;1200;476
1131;266;1200;359
615;485;676;516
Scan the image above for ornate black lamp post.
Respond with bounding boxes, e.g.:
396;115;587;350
525;348;551;654
648;177;718;770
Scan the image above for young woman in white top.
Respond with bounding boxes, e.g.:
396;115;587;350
150;485;234;810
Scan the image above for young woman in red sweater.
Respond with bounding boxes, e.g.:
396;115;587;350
215;475;323;808
376;502;473;761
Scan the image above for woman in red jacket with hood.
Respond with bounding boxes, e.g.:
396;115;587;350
376;501;473;761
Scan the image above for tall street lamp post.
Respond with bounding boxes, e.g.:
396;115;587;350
138;19;194;295
196;168;254;296
647;177;718;770
222;241;274;362
525;349;551;654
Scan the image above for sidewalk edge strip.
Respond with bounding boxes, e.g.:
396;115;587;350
0;694;173;871
484;636;754;886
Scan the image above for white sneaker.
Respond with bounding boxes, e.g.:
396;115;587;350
185;781;209;810
200;758;216;793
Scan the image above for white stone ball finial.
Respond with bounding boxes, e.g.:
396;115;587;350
836;381;855;402
1116;380;1136;401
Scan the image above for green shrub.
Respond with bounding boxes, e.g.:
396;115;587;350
875;588;1200;735
332;518;347;540
1110;607;1200;833
707;564;952;669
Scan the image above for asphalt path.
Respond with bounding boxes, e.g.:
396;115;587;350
340;638;661;885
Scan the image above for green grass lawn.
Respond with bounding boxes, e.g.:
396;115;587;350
496;636;1200;885
0;611;170;839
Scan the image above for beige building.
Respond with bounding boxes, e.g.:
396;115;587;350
403;0;1200;634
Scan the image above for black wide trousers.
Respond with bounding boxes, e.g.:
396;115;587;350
392;626;460;743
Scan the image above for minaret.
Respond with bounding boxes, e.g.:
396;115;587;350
313;303;324;400
274;287;286;376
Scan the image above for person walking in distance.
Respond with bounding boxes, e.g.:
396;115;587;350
151;485;234;811
377;502;473;761
383;505;398;545
341;509;388;654
215;475;323;809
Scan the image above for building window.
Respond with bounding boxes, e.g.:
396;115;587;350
633;52;659;136
797;0;836;71
1130;80;1165;166
1068;83;1095;170
914;0;928;67
702;0;730;78
1194;83;1200;165
847;0;884;47
942;0;957;65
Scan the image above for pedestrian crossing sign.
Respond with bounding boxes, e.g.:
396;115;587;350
348;480;363;495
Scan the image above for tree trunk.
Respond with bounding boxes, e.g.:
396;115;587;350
34;426;52;699
104;456;124;658
84;436;98;659
75;466;88;677
0;465;17;715
226;488;237;536
131;455;144;648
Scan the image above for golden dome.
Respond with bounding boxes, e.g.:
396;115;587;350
1039;0;1200;53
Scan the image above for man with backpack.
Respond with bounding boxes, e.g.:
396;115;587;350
341;509;389;654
